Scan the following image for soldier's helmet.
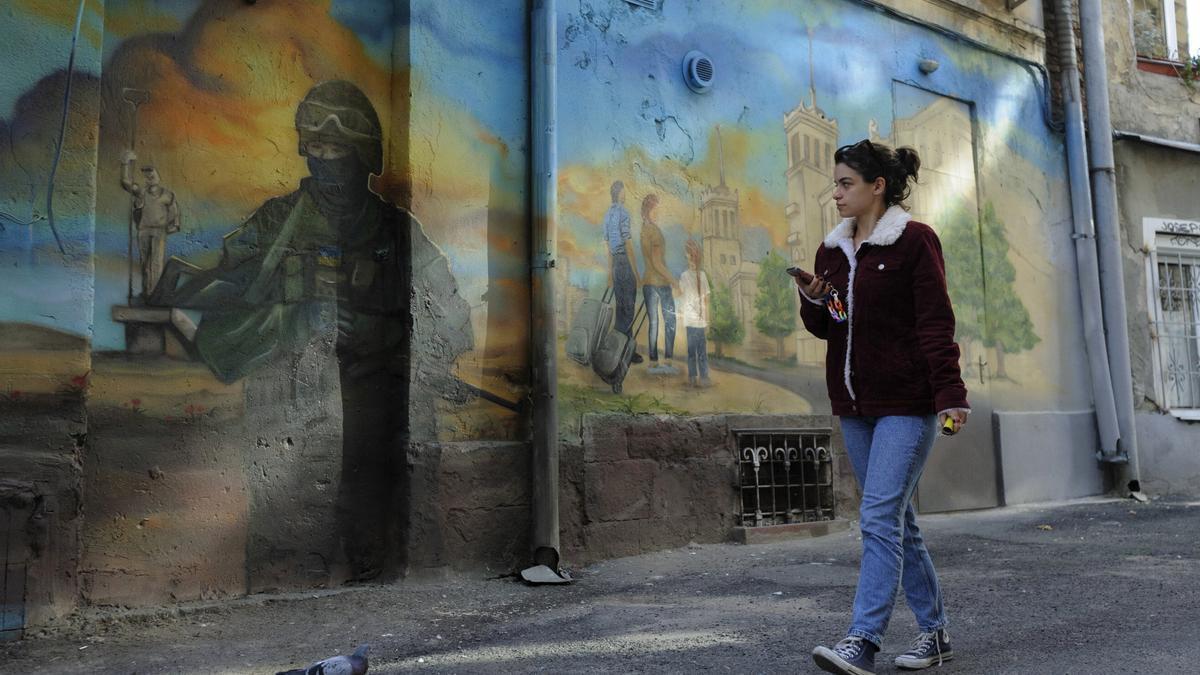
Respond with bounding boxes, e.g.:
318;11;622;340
295;80;383;175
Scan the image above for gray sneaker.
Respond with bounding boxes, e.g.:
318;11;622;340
812;636;876;675
894;629;953;670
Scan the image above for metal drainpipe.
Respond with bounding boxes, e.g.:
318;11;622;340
526;0;564;578
1078;0;1143;492
1055;0;1122;459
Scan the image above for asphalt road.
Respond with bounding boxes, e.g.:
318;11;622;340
4;496;1198;674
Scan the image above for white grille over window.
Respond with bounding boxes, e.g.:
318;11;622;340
1144;217;1200;416
735;428;835;527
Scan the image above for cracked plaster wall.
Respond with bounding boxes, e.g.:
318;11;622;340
0;0;506;628
1098;0;1200;491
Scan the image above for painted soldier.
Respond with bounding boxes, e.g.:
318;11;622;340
121;151;180;297
154;80;472;580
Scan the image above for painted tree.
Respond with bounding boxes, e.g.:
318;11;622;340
977;202;1039;378
753;250;797;359
707;280;744;358
939;201;986;349
938;200;1039;380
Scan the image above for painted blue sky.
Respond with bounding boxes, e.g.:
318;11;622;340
0;2;103;120
555;0;1060;201
409;1;529;143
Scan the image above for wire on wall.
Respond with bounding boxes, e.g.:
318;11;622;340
849;0;1063;132
45;0;89;256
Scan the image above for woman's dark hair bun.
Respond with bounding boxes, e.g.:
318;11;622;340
895;146;921;181
833;139;921;208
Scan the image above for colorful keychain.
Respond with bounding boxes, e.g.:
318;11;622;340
825;289;847;323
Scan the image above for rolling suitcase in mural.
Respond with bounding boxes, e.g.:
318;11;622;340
591;302;646;394
566;287;614;366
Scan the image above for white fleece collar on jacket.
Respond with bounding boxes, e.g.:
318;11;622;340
823;204;912;251
821;205;911;401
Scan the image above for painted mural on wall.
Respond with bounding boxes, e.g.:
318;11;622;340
0;0;529;442
0;0;530;593
554;0;1085;424
0;0;101;408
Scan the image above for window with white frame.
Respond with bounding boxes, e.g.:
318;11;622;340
1145;218;1200;417
1134;0;1200;60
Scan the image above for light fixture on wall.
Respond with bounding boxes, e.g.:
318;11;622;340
683;50;715;94
918;58;940;75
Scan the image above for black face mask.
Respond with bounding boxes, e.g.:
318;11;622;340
306;155;369;216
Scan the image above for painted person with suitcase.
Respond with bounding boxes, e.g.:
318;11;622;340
603;180;643;365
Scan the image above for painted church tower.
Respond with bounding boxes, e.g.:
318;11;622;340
700;126;743;287
785;31;839;366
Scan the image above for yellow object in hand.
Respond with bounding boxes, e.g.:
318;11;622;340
941;416;957;436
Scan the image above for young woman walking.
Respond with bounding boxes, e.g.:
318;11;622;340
797;140;970;675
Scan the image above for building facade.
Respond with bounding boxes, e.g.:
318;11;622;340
1099;0;1200;494
2;0;1189;636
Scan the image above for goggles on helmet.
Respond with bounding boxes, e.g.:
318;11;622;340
295;100;380;141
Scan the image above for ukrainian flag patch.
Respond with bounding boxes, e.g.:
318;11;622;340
317;245;342;267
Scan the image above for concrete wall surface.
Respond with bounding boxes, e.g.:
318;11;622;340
995;410;1108;504
874;0;1046;61
1112;128;1200;494
1135;413;1200;496
1101;0;1200;141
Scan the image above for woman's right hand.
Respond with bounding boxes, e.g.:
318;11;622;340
799;275;832;300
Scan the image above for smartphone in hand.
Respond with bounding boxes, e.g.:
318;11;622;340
785;266;815;285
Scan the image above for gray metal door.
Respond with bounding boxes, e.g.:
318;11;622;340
891;82;1000;512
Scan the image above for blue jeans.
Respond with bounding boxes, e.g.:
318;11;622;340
643;285;676;360
611;254;637;339
685;326;708;378
840;415;946;648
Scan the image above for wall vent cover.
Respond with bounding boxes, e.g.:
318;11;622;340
622;0;661;9
683;50;714;94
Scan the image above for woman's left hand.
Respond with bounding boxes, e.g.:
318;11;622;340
938;408;970;433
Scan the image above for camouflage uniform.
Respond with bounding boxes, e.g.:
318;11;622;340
190;184;412;383
157;80;471;581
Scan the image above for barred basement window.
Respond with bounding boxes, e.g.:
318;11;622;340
735;428;834;527
1145;217;1200;419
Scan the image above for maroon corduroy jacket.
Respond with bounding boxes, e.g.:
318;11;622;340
799;206;969;417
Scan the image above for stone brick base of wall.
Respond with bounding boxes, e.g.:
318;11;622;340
0;398;85;631
407;441;532;577
409;413;859;576
560;413;858;566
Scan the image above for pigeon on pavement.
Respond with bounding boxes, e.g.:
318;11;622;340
276;643;369;675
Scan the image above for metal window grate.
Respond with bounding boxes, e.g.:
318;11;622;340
735;428;834;527
1152;248;1200;409
622;0;661;9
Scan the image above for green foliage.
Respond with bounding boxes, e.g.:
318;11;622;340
939;201;986;344
1180;54;1200;91
938;200;1040;356
707;280;744;356
558;383;688;418
978;203;1040;354
753;250;798;341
